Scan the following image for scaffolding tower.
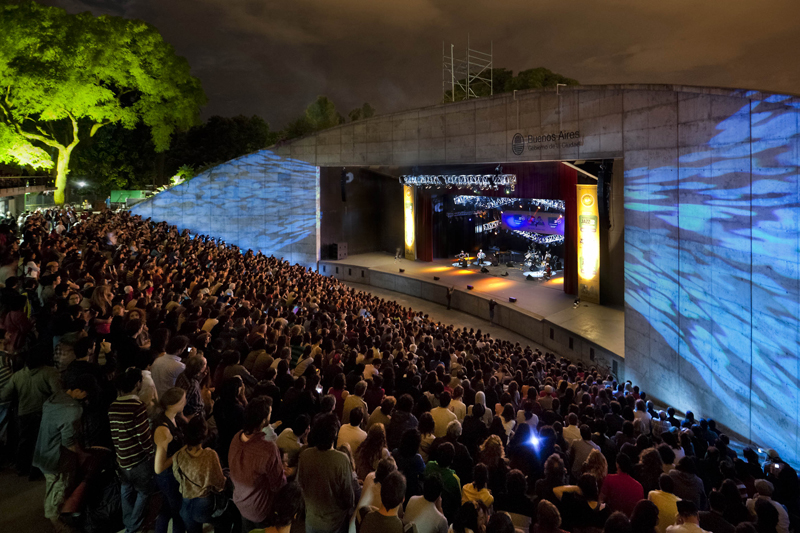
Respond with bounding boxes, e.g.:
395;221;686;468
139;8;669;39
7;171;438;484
442;36;493;102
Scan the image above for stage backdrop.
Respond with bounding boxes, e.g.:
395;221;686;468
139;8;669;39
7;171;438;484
624;92;800;465
131;150;320;267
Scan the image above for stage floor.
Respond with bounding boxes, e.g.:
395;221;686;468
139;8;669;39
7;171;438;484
324;253;625;357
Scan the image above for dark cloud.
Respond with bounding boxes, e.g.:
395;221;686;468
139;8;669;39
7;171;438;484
41;0;800;128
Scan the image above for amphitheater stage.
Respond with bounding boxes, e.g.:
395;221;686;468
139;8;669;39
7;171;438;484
318;253;625;376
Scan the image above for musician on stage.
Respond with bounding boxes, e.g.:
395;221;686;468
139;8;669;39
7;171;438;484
476;249;486;265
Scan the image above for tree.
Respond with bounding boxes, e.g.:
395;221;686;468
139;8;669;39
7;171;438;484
304;96;343;131
443;67;578;102
348;102;376;122
165;115;278;177
0;2;206;203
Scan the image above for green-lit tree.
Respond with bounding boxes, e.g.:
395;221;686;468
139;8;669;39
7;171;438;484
348;102;376;122
0;2;206;204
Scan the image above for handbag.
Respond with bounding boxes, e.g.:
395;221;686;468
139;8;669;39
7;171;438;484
174;455;230;518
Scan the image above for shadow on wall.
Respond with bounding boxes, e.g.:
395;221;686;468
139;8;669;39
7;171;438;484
131;150;320;268
624;94;800;466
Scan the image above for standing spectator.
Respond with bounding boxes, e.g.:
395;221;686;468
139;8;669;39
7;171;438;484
461;463;494;507
385;394;418;451
392;428;425;502
534;499;568;533
403;473;448;533
359;470;406;533
151;335;189;398
600;453;644;517
276;414;310;470
172;417;226;533
109;368;155;533
228;397;287;531
337;407;368;458
430;391;457;438
32;375;95;530
342;380;368;425
176;355;210;420
153;388;187;533
570;425;601;480
424;442;461;522
213;376;246;468
669;457;708;511
449;385;467;421
298;413;355;533
631;500;660;533
1;350;61;477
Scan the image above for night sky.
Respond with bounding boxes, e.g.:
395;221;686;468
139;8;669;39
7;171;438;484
43;0;800;129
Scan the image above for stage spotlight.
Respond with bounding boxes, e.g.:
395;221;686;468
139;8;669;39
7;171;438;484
433;276;440;281
467;285;474;290
399;269;405;273
528;434;540;448
509;297;517;303
480;267;489;273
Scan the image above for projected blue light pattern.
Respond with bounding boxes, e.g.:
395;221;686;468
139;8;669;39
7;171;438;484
131;150;320;267
624;95;800;465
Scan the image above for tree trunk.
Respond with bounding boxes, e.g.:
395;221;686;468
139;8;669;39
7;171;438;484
54;149;70;205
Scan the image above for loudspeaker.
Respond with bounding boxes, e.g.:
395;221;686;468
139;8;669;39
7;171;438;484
506;261;514;267
399;269;405;273
330;242;348;260
480;267;489;273
526;275;534;281
467;285;474;290
597;159;613;228
433;276;440;281
509;297;517;303
501;272;509;277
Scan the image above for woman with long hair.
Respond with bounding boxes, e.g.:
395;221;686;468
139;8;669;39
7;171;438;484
172;417;226;533
477;434;508;498
354;423;390;481
90;284;114;336
500;404;516;438
634;448;664;495
153;388;187;533
582;449;609;490
450;501;481;533
418;412;436;462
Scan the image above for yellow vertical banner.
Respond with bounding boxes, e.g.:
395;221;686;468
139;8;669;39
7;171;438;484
576;184;600;303
403;185;416;260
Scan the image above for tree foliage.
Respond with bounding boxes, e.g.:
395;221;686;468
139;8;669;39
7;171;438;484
0;1;206;203
348;102;376;122
444;67;579;102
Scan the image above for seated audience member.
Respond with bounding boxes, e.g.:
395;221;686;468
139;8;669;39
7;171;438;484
699;490;736;533
460;463;494;507
600;453;644;517
534;499;568;533
666;500;709;533
649;474;682;533
744;480;789;533
404;473;448;533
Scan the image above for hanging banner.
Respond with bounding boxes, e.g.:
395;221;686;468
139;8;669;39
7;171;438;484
576;184;600;303
403;185;416;260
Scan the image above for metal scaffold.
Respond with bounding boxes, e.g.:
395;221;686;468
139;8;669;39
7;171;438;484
442;36;493;102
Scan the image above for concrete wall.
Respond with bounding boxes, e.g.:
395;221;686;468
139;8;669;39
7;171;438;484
622;90;800;465
319;260;625;379
320;168;403;256
132;150;320;267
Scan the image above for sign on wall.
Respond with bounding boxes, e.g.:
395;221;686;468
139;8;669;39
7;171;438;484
576;184;600;303
403;185;416;260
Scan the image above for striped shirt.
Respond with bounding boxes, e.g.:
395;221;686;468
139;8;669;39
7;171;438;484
109;395;153;469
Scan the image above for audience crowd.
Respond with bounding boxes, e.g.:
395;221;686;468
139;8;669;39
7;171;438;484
0;207;798;533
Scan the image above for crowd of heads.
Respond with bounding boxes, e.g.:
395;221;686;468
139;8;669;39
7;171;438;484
0;207;798;533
